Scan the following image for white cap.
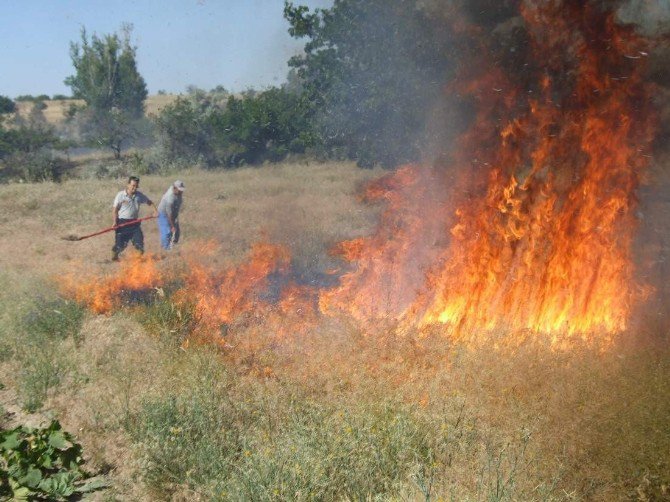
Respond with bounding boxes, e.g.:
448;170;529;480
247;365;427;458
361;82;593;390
173;180;185;191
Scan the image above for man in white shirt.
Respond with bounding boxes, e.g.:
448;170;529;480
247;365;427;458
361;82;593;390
157;180;185;250
111;176;157;261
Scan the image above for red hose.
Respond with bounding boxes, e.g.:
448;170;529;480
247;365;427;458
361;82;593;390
72;215;157;241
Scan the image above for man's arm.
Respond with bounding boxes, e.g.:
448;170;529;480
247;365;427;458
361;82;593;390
147;199;158;217
167;212;176;233
140;192;158;217
112;193;121;225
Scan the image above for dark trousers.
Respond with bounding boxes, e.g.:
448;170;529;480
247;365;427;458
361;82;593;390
112;219;144;255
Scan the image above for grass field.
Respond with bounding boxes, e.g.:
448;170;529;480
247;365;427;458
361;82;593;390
13;94;180;124
0;161;668;500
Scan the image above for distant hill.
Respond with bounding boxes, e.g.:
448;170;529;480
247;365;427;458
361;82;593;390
13;94;180;124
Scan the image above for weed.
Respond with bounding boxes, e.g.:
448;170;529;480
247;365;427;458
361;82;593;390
22;297;86;344
136;293;198;345
18;346;70;413
0;420;107;500
130;369;463;501
12;295;84;411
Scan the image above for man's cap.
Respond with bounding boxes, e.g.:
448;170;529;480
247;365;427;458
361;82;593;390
173;180;185;191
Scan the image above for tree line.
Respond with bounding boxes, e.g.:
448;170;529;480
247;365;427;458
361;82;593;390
1;0;455;182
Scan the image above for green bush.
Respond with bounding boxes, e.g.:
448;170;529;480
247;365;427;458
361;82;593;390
1;152;75;183
0;96;15;114
14;95;50;103
0;420;106;500
154;88;314;168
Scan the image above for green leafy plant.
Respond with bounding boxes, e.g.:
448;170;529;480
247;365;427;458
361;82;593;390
0;420;107;500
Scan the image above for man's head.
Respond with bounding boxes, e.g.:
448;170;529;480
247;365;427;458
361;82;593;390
127;176;140;195
172;180;185;196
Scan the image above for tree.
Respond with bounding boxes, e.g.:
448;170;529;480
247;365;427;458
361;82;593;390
154;96;213;163
64;24;148;158
154;87;314;168
0;95;15;114
208;88;314;166
284;0;454;168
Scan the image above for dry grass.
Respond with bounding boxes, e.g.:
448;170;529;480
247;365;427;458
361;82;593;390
0;160;380;276
12;94;180;124
0;162;668;500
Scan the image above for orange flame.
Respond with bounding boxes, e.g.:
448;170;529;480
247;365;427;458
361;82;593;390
59;2;659;352
60;253;164;314
182;242;291;338
322;2;657;345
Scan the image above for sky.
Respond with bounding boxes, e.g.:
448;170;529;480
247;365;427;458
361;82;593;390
0;0;332;98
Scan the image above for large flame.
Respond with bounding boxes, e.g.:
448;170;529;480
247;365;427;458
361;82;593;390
321;1;657;344
59;1;659;349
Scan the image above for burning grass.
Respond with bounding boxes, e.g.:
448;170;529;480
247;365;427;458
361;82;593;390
1;261;669;499
48;237;670;498
1;1;670;494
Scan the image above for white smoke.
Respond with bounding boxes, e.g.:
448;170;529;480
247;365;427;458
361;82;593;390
617;0;670;37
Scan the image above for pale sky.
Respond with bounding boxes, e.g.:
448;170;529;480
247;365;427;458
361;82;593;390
0;0;332;98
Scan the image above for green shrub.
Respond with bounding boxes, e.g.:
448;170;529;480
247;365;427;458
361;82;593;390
154;88;314;168
0;420;106;500
18;153;75;183
14;95;50;103
0;96;15;114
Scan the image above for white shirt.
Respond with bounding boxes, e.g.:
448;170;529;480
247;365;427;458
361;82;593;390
113;190;150;219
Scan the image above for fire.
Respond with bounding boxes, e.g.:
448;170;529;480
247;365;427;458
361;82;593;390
60;2;659;350
60;253;164;314
182;242;292;338
318;165;451;322
322;1;657;344
418;4;655;341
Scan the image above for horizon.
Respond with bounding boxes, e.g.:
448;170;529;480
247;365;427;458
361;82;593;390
1;0;332;99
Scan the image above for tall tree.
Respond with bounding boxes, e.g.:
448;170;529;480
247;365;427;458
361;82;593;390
284;0;454;168
65;24;148;158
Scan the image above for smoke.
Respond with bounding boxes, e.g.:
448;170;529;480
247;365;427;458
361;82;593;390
616;0;670;37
